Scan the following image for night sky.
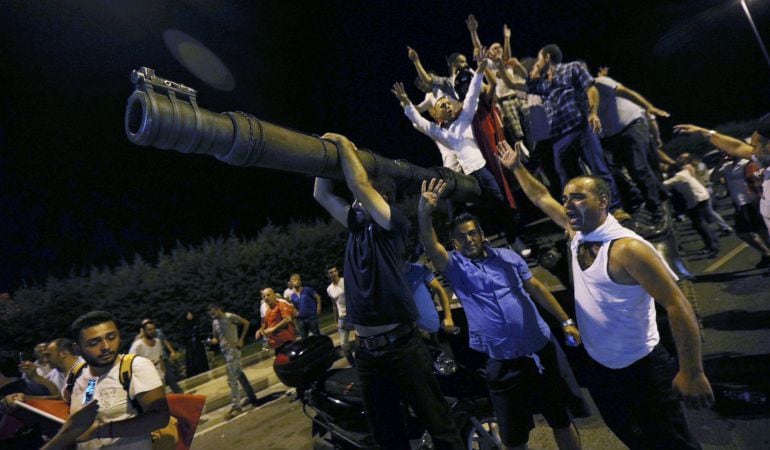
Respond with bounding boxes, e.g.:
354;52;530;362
1;0;768;292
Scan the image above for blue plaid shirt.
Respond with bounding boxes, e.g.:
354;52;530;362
527;61;594;137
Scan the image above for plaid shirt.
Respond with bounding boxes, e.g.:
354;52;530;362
527;61;594;137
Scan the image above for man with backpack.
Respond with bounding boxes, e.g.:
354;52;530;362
40;310;169;449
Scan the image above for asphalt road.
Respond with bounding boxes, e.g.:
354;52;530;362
191;202;770;449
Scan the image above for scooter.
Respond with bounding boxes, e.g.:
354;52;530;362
273;334;502;450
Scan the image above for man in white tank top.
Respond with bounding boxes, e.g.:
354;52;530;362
499;140;713;449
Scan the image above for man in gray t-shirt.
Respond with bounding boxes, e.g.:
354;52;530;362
208;303;251;419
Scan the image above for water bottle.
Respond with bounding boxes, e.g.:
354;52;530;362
721;389;767;405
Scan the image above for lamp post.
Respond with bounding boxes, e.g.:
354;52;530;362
740;0;770;70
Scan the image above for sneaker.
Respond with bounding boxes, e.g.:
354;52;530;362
612;208;632;223
224;407;242;420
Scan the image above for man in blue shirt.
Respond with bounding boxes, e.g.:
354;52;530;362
287;273;323;339
418;178;583;450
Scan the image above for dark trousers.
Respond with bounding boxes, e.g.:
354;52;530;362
355;329;464;450
602;120;663;212
686;200;720;252
238;371;259;405
297;317;321;339
553;123;623;211
585;345;701;450
163;358;183;393
469;167;521;243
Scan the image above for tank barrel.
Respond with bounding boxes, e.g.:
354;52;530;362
124;67;481;202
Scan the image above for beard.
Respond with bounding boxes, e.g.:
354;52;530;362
84;351;118;368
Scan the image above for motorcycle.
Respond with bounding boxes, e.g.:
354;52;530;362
273;334;502;449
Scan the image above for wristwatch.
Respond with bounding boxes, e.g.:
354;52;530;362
561;318;575;328
705;129;717;139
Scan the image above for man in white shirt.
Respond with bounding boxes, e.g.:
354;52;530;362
663;164;721;257
40;311;168;450
325;264;353;364
129;320;165;380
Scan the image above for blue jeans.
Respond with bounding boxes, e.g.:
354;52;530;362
222;348;242;409
553;123;622;211
355;329;464;450
297;316;321;339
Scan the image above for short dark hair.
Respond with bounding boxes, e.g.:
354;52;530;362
325;263;338;272
140;318;155;330
0;355;20;378
70;311;117;342
452;212;484;235
371;176;397;203
572;175;612;204
207;302;223;311
446;52;464;69
50;338;75;355
540;44;563;64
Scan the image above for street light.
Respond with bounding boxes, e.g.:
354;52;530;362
739;0;770;69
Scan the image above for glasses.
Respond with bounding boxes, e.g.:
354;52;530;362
83;378;97;404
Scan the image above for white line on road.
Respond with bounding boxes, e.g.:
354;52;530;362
703;243;749;273
195;389;291;438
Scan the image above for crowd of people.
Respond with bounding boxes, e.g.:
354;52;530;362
2;12;770;450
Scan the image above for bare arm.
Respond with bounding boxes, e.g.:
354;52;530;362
587;85;602;134
523;277;581;346
502;24;511;62
162;339;176;356
407;46;433;85
495;58;527;90
18;362;63;398
498;141;573;233
323;133;392;229
615;238;714;409
466;14;482;52
615;84;669;117
427;278;454;328
314;177;350;226
417;179;450;272
314;292;322;315
674;124;754;160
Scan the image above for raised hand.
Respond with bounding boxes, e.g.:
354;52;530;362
418;178;447;214
497;140;520;170
673;124;706;136
474;46;488;71
503;24;511;39
391;82;411;107
407;46;419;62
465;14;478;32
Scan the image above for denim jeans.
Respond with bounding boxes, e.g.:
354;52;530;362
553;123;622;211
585;345;701;449
687;200;720;252
222;348;242;409
297;316;321;339
355;329;464;450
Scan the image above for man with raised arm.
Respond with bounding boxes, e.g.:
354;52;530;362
418;179;583;450
313;133;464;450
674;114;770;236
498;140;713;449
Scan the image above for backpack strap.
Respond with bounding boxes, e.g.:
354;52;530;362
65;360;88;396
118;353;136;392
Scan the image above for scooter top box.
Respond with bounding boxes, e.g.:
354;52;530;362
273;335;337;387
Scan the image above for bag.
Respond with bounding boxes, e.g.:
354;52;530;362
66;354;179;450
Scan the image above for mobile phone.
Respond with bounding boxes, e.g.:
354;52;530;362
83;378;97;405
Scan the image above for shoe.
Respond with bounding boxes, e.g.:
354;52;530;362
719;228;734;237
706;249;720;259
756;255;770;269
612;208;632;223
224;407;242;420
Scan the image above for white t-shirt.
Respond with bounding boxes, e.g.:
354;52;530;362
326;278;347;318
129;339;164;378
719;159;755;207
664;169;710;209
70;356;163;450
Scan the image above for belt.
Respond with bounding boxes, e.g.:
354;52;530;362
357;323;414;351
